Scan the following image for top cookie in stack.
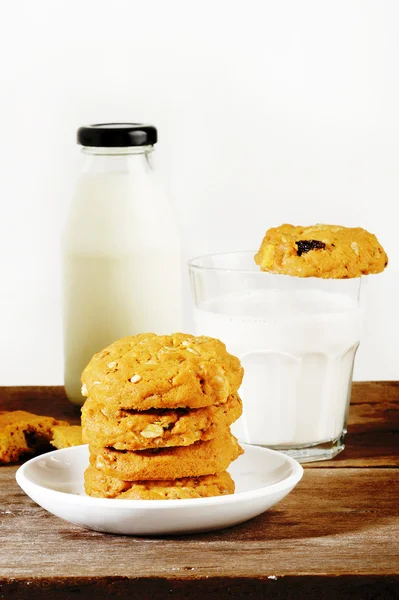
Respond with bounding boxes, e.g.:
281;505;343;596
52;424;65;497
81;333;244;500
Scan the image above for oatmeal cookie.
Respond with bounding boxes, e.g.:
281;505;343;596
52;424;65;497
0;411;69;464
82;394;242;450
90;431;243;481
255;224;388;278
81;333;243;411
84;465;235;499
50;425;83;449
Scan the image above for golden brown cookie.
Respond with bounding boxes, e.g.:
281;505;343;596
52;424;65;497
50;425;83;449
255;224;388;278
82;394;242;450
81;333;243;411
90;431;243;481
0;411;69;464
84;465;235;499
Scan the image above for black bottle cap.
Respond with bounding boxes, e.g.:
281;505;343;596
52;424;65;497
77;123;157;147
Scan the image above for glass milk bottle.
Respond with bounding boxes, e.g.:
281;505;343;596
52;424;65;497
62;123;181;406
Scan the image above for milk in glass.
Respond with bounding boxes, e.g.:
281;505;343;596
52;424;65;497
194;289;360;447
189;251;362;461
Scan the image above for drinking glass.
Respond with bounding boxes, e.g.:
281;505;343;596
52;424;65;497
188;251;363;463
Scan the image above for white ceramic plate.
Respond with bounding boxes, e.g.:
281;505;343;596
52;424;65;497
16;444;303;536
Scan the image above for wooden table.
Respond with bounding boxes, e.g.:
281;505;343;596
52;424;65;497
0;383;398;599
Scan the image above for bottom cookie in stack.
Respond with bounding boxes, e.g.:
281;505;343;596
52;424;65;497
85;465;235;500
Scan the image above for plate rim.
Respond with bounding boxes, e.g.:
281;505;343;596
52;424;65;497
16;443;303;509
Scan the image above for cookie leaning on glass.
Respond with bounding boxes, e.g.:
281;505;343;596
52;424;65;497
255;224;388;278
81;333;244;500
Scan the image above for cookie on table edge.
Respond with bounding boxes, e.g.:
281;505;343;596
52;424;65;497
50;425;83;449
255;224;388;278
84;465;235;499
0;411;69;464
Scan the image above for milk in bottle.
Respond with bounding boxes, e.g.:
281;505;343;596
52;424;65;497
62;124;181;405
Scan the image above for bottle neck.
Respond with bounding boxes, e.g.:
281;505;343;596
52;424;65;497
80;145;155;174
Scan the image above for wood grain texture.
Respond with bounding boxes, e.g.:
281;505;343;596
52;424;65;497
1;468;398;578
0;383;398;599
0;386;80;425
309;381;399;468
0;382;397;467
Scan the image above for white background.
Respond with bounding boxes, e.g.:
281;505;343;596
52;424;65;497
0;0;398;384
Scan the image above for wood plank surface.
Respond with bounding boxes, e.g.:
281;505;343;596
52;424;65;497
1;467;398;578
0;383;398;599
310;381;399;467
0;382;397;467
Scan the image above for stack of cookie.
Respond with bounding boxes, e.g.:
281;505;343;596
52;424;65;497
81;333;244;500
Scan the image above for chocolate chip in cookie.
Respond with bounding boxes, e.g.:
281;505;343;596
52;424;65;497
295;239;326;256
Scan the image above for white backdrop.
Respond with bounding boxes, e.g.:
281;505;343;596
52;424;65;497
0;0;398;384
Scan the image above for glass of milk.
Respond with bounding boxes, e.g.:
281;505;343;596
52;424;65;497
189;252;363;462
62;124;181;406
